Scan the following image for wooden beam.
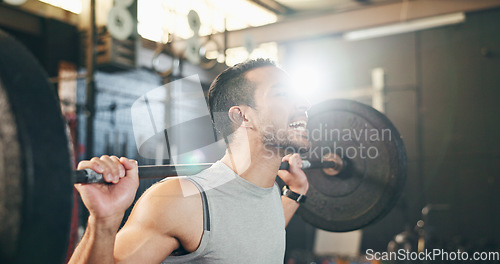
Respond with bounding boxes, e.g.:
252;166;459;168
14;0;79;26
0;4;41;35
248;0;294;15
186;0;500;49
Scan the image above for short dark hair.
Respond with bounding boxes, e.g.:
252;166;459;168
208;58;277;140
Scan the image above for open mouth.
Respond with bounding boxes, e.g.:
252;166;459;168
289;120;307;131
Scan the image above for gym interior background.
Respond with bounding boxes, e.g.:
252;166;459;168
1;0;499;263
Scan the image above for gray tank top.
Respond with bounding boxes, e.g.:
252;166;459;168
161;161;286;264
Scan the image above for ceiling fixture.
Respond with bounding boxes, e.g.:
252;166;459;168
343;12;466;41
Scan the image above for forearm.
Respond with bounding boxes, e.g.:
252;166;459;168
281;196;301;227
68;215;123;264
278;154;309;227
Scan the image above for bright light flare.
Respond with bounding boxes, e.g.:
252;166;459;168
288;64;325;102
39;0;82;14
137;0;277;41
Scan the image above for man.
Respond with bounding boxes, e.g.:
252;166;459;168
69;59;311;263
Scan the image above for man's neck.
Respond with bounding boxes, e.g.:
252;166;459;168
220;139;282;189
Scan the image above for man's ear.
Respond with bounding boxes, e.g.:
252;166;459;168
228;106;244;126
228;106;253;128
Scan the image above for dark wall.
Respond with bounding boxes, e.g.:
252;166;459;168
418;7;500;249
0;4;79;77
283;7;500;253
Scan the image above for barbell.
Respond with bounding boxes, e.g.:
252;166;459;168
0;30;407;264
72;160;340;183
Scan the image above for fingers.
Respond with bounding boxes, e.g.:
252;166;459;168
77;155;132;184
278;154;298;179
119;157;138;171
281;154;292;162
278;153;309;194
77;159;103;174
120;157;139;182
289;153;303;167
282;153;302;172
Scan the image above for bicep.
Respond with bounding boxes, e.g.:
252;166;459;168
114;221;179;264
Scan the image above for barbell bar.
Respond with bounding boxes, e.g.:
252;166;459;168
72;159;341;184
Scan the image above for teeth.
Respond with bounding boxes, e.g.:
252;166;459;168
289;120;307;129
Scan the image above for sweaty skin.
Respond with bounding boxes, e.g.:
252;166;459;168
69;66;310;264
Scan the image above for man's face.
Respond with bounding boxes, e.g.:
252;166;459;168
245;66;311;153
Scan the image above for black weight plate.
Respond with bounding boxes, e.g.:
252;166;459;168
0;30;73;263
0;71;23;260
298;99;407;232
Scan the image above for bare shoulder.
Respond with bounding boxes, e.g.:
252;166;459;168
113;178;203;262
141;177;202;209
126;177;204;250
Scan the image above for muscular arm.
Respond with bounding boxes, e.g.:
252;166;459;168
113;178;203;263
69;174;203;264
68;214;122;264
